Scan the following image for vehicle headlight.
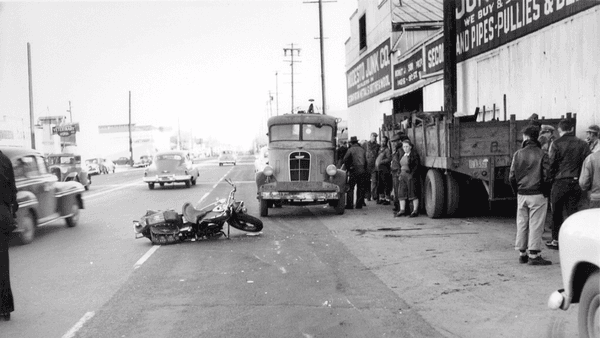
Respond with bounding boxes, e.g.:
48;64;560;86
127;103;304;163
326;164;337;176
60;167;68;174
263;165;274;177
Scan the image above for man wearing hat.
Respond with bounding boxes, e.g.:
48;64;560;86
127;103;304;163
538;124;556;155
586;125;600;153
364;132;380;202
343;136;368;209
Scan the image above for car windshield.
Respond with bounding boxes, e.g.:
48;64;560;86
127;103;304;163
48;156;77;165
270;123;332;141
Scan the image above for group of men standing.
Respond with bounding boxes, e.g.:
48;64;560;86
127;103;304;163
509;119;599;265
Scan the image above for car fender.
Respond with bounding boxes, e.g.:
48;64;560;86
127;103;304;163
558;209;600;306
16;190;39;213
64;172;78;181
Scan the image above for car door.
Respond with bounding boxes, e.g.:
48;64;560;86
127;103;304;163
16;155;57;220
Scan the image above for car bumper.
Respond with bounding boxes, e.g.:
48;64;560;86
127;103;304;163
259;191;340;201
144;175;190;183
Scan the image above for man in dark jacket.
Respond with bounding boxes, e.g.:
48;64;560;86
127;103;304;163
509;125;551;265
343;136;367;209
546;119;591;249
0;150;17;320
364;132;380;201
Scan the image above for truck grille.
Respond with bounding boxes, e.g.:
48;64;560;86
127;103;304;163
289;151;310;181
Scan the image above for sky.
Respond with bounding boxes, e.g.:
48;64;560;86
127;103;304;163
0;0;357;154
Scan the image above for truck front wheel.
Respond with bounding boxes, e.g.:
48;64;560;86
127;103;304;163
425;169;445;218
334;193;346;215
259;198;268;217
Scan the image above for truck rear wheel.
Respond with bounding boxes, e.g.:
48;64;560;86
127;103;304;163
425;169;445;218
445;172;460;216
259;198;268;217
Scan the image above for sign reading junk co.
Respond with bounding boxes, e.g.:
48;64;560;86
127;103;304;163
456;0;600;62
346;39;392;107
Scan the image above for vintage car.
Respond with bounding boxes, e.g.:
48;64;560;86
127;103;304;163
2;147;85;245
114;156;133;166
255;112;347;216
254;146;269;173
548;208;599;338
46;153;91;190
85;158;101;175
143;150;199;189
218;151;237;166
133;155;152;168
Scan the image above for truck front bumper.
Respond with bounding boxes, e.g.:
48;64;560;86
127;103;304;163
260;191;339;201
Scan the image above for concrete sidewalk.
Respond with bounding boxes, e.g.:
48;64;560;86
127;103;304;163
320;201;578;338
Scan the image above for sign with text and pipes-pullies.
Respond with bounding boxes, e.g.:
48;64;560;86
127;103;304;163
456;0;600;62
346;39;392;107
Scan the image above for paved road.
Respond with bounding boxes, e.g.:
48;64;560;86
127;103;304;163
1;155;579;337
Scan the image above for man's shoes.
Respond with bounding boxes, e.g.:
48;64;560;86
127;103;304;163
0;313;10;321
394;210;406;217
519;255;528;264
345;206;353;210
355;206;363;209
409;211;418;218
376;199;383;205
545;240;559;250
362;201;367;207
528;255;552;265
381;200;390;205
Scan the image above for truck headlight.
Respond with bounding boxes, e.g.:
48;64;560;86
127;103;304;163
326;164;337;176
263;165;274;177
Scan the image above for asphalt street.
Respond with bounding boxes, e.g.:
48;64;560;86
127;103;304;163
1;156;579;338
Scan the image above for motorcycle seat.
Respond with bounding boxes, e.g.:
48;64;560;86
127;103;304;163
182;202;211;224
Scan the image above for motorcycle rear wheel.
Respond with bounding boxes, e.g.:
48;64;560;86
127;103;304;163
230;213;263;232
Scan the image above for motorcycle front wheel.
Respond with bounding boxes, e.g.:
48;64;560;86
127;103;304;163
230;213;263;232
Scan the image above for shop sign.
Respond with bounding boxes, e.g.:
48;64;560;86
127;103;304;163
52;123;80;137
393;51;423;90
346;39;392;107
456;0;600;62
424;36;444;75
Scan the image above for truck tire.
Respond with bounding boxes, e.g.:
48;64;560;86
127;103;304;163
425;169;445;218
334;193;346;215
259;198;268;217
445;172;460;216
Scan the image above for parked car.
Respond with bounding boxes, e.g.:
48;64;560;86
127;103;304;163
85;158;102;175
548;208;599;338
46;153;91;190
133;155;152;168
254;146;269;173
99;159;116;174
143;150;199;189
114;157;133;166
218;151;237;166
2;147;85;244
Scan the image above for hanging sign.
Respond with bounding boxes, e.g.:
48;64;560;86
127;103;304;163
346;39;392;106
52;123;80;137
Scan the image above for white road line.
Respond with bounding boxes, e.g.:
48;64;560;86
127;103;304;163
85;181;141;200
62;311;95;338
134;245;160;269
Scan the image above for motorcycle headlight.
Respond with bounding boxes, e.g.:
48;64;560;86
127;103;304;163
263;165;273;177
326;164;337;176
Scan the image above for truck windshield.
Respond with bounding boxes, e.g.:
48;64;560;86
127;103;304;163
270;124;332;141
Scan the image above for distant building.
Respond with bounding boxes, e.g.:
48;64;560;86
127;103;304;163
97;124;172;160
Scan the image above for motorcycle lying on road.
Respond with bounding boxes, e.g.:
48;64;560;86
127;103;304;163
133;178;263;245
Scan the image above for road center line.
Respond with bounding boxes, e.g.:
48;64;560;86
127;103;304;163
85;181;141;200
62;311;95;338
134;245;160;269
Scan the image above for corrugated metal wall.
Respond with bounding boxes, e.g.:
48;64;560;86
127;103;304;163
457;6;600;136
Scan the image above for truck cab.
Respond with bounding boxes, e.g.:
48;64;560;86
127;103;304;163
255;113;347;216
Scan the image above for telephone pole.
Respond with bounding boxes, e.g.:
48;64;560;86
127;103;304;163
67;101;72;122
275;71;280;116
283;44;301;114
27;42;35;149
128;91;133;165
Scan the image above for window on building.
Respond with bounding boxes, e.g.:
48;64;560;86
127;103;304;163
359;14;367;51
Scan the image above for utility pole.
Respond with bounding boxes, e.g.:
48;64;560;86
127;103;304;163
67;101;72;122
304;0;335;115
443;0;457;118
177;117;181;150
27;42;35;149
268;91;274;117
275;71;279;116
128;91;133;166
283;44;301;114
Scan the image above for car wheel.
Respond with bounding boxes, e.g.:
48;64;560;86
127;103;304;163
219;163;223;166
159;183;165;187
579;271;600;338
259;198;268;217
148;183;155;190
185;179;191;188
18;211;36;245
191;177;197;186
66;203;80;227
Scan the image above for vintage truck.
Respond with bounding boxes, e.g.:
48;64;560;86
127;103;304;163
382;110;574;218
255;112;347;216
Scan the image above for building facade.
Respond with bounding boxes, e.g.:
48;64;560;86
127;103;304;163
345;0;600;140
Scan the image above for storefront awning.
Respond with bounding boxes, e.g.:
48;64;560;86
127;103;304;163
379;73;443;103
